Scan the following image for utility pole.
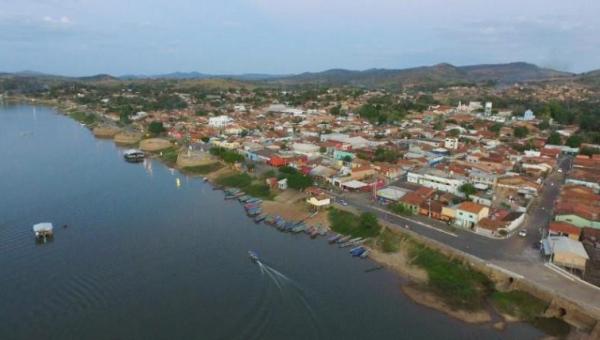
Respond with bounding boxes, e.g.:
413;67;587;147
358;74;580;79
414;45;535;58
428;198;432;218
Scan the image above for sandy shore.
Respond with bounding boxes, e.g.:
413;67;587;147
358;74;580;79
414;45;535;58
114;132;143;145
176;150;217;168
93;125;121;138
261;191;330;227
139;138;173;152
401;285;492;323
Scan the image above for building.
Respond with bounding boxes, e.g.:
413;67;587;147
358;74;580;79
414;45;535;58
549;222;582;240
407;168;467;195
208;115;232;128
453;202;489;229
522;109;535;121
548;236;589;273
444;138;458;150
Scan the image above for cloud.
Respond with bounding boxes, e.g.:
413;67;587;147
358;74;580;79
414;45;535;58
42;15;72;25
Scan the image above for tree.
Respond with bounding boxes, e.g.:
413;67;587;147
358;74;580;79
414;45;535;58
538;119;550;130
459;183;477;198
195;110;207;116
513;126;529;138
329;105;341;116
148;121;166;135
342;155;353;163
319;146;327;154
546;132;562;145
565;135;583;148
489;123;503;134
358;212;380;231
447;128;461;137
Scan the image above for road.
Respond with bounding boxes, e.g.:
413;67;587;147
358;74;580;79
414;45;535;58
333;155;600;315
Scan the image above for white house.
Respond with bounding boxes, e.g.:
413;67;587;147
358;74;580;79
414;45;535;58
208;115;233;128
407;168;467;195
444;138;459;150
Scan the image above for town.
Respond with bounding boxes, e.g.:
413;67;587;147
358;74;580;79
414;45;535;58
4;71;600;334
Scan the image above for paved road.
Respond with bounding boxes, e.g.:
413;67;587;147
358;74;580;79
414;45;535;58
332;155;600;315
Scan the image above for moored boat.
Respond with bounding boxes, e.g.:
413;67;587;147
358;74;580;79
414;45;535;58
328;234;342;244
123;149;145;162
254;214;267;223
33;222;54;241
337;235;352;244
360;250;369;259
351;247;366;257
310;228;319;239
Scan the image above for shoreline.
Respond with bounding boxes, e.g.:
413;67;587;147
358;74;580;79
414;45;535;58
9;99;595;338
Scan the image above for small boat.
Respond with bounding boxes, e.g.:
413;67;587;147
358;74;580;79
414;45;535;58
339;238;363;248
225;188;240;194
244;202;261;209
248;251;259;262
238;195;250;202
352;247;366;257
304;225;315;235
328;234;342;244
33;222;54;241
254;214;267;223
317;224;327;236
264;216;276;225
247;208;262;217
349;245;363;253
337;235;352;244
360;250;370;259
292;223;306;233
212;185;224;191
224;194;238;200
310;228;319;239
203;177;209;182
246;198;262;204
123;149;145;163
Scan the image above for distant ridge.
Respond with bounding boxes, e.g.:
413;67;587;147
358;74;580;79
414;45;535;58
0;62;588;89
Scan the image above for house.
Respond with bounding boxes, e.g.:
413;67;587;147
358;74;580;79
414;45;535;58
453;202;489;229
208;115;232;128
549;222;582;240
554;202;600;229
407;168;467;195
376;186;409;203
565;169;600;193
268;155;289;167
397;192;427;215
548;236;589;273
419;200;448;221
444;138;458;150
305;187;331;210
278;178;288;190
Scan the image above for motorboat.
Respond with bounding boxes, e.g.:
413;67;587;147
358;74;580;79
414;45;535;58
123;149;145;162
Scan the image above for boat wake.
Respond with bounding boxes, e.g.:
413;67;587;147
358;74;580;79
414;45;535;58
255;260;321;339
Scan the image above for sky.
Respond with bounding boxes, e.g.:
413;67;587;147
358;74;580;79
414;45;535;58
1;0;599;76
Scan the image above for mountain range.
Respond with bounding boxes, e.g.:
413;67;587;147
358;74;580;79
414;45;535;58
1;62;598;89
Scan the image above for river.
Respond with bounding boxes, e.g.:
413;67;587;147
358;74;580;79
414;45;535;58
0;104;544;339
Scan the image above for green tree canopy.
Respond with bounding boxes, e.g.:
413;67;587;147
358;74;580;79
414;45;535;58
546;132;562;145
513;126;529;138
148;121;166;135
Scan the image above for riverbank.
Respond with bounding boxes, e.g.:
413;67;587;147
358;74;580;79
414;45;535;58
16;100;595;338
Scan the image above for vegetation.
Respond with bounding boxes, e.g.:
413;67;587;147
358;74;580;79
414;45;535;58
216;173;272;199
148;121;166;135
379;229;403;253
373;147;401;163
182;162;223;175
389;203;414;216
210;147;244;164
546;132;562;145
278;166;313;190
328;208;382;238
490;290;548;321
69;111;97;125
409;244;493;310
459;183;477;198
513;126;529;138
159;148;178;165
565;134;583;148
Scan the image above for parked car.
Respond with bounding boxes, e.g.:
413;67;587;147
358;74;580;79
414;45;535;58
518;230;527;237
339;199;348;206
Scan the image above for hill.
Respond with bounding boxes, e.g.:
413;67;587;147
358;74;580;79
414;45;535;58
263;62;573;88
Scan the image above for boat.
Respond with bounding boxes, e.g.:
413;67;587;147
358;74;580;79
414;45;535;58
33;222;54;241
212;185;224;191
264;216;276;225
247;208;262;217
349;245;364;253
246;198;262;204
254;214;267;223
351;247;366;257
238;195;251;202
225;188;240;195
292;223;306;233
244;202;261;209
337;235;352;244
317;224;327;236
360;250;370;259
339;237;363;248
310;228;319;239
304;225;315;235
328;234;342;244
248;250;259;262
123;149;145;163
203;177;209;182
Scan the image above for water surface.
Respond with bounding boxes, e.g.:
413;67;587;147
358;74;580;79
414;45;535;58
0;104;544;339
